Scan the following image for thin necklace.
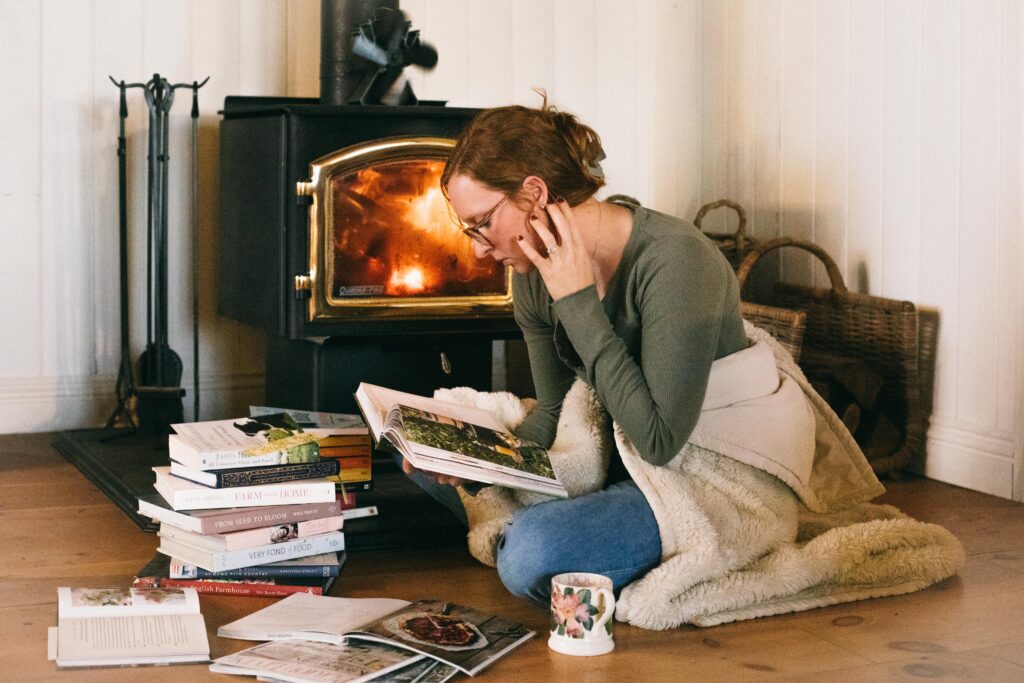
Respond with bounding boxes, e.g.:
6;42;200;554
592;202;604;259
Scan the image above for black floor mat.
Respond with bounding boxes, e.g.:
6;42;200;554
52;428;466;549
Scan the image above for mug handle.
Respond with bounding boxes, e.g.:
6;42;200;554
589;587;615;633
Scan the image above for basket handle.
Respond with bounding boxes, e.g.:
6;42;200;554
694;199;748;241
735;236;848;296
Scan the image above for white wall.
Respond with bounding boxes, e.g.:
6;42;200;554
1;1;1021;500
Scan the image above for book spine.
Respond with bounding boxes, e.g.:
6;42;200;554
199;501;342;535
157;578;326;597
173;561;340;579
213;532;346;572
320;446;372;457
221;515;345;551
167;481;336;510
212;460;341;488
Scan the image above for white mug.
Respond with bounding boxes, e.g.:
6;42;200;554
548;572;615;656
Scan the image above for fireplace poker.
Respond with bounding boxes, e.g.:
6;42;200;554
104;77;137;431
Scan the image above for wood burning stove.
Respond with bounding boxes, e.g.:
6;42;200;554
217;99;520;413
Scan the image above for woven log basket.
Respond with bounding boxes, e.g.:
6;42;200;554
736;237;928;476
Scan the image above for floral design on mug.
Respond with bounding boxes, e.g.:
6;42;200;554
550;587;601;638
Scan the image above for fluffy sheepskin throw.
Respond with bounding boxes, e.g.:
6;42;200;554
434;323;965;630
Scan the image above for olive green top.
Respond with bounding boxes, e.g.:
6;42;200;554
512;204;749;467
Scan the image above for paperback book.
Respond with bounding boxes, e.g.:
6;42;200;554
170;413;319;471
158;526;346;572
137;493;342;535
135;553;341;598
168;458;341;488
48;586;209;668
250;405;369;436
216;593;534;678
355;382;566;498
153;465;336;511
159;513;346;552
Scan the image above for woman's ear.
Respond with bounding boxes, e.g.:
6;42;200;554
521;176;550;208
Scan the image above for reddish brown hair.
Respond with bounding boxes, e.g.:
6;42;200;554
441;92;605;208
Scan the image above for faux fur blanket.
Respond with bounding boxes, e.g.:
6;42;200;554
436;324;965;630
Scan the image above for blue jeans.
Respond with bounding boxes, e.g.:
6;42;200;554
399;454;663;608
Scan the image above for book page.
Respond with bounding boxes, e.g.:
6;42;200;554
57;586;200;618
217;593;410;643
210;639;421;683
346;600;535;676
57;613;209;663
356;383;507;439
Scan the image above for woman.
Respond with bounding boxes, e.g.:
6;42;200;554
402;96;748;607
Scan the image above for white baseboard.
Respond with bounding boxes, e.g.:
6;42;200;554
910;417;1016;499
0;373;265;434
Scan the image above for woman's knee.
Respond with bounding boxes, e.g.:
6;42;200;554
495;506;560;605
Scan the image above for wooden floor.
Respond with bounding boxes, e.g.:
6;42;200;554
3;433;1024;682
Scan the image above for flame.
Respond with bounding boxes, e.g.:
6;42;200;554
330;158;504;298
388;266;426;294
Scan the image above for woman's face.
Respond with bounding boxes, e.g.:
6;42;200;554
446;174;543;273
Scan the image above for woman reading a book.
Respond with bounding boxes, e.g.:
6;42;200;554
400;95;750;608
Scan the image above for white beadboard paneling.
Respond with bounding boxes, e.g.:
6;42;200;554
466;0;514;108
957;0;1001;428
553;0;596;120
700;0;729;228
239;0;288;95
0;2;43;378
286;0;319;98
996;0;1021;434
593;0;636;199
417;0;469;104
846;0;884;295
779;0;815;285
880;0;921;302
40;0;95;378
918;0;960;421
812;0;849;289
746;0;784;299
511;0;555;105
723;0;758;236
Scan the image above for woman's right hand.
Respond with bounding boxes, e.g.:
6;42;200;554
400;457;469;488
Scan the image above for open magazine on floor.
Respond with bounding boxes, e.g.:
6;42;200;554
354;382;566;498
214;594;533;680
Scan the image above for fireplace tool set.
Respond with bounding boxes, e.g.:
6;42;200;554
105;73;209;434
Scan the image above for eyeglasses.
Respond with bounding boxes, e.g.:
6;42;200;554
453;190;514;247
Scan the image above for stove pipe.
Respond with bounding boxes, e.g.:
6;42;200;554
320;0;399;105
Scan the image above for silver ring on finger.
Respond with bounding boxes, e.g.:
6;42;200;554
546;244;560;256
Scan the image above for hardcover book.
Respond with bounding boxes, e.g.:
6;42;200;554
250;405;369;436
160;513;345;552
170;413;319;471
216;594;533;678
137;494;341;535
49;586;209;668
134;553;341;598
158;527;346;572
171;552;345;579
355;383;567;498
169;458;341;488
153;465;336;511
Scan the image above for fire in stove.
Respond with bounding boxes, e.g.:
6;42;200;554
297;136;513;323
331;158;504;298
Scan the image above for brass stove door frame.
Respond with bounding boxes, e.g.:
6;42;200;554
297;136;513;323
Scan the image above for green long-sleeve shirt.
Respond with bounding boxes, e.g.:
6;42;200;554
512;204;749;467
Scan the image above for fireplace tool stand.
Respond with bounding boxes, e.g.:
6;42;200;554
104;73;209;435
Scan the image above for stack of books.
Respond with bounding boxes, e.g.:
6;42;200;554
135;411;375;598
252;406;375;499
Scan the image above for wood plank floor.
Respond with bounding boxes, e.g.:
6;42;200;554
3;432;1023;682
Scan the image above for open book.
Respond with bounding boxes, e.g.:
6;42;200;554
355;382;566;498
48;586;209;668
215;593;533;679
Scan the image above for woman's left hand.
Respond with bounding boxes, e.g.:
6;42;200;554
518;199;595;301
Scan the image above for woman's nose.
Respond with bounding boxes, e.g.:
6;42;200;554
472;241;491;259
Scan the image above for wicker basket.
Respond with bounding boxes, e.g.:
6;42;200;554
695;199;755;270
740;301;807;364
735;237;926;476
